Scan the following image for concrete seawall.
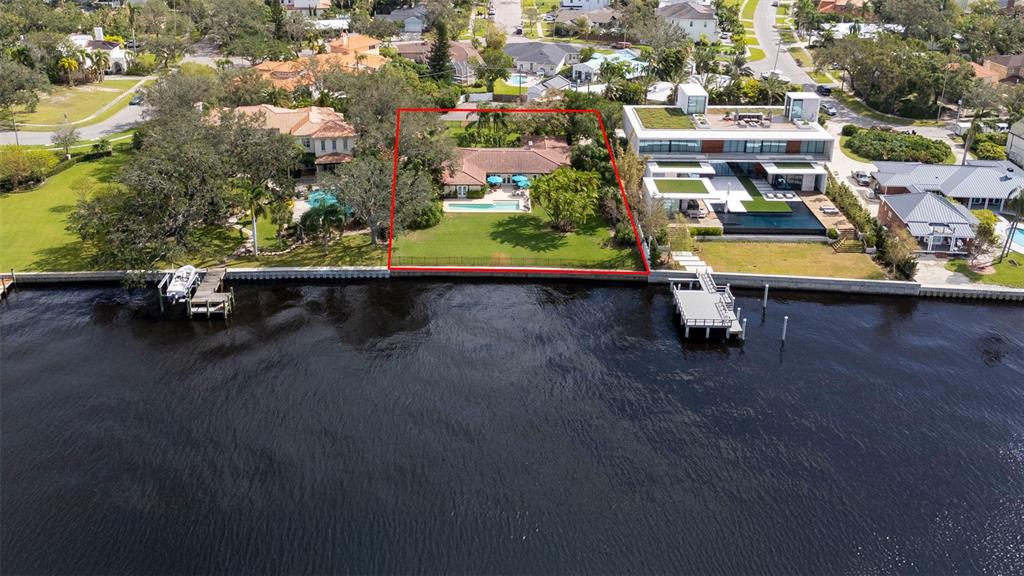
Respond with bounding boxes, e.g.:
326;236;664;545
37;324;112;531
4;267;1023;302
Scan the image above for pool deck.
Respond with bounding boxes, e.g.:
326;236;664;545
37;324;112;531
443;187;532;213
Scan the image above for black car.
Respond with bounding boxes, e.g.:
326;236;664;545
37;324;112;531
815;84;832;96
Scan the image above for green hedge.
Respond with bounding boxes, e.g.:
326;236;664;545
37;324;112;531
690;226;723;236
845;127;951;164
408;200;443;230
467;187;486;199
825;174;916;279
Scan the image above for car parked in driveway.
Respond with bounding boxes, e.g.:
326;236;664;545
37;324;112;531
852;170;872;186
820;101;838;116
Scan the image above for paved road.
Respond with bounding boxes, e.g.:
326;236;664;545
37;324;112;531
492;0;522;34
1;101;145;146
748;0;812;85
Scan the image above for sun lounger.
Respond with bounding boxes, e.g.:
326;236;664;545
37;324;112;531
784;192;795;199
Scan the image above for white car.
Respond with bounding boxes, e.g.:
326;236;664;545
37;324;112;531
760;69;791;84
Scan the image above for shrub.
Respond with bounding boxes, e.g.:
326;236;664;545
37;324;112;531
846;128;951;163
827;227;839;239
127;53;157;75
614;220;635;244
690;226;723;236
974;141;1006;160
825;175;873;233
467;187;486;199
0;146;59;191
841;124;861;137
408;200;443;230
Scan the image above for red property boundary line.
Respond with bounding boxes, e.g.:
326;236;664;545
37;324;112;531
387;108;651;277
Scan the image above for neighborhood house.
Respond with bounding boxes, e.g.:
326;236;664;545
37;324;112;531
870;161;1024;214
68;28;129;74
442;139;570;198
655;1;719;42
879;192;979;255
223;105;358;173
504;42;582;76
572;49;646;83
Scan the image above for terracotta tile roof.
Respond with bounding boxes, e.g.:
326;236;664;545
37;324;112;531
226;105;356;139
328;34;381;55
314;152;354;164
443;144;571;185
252;49;390;89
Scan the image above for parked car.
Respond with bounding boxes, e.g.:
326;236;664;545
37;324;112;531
771;0;778;5
815;84;832;96
760;69;790;83
542;13;556;21
853;170;871;186
612;41;633;49
514;27;523;35
719;32;731;41
129;94;143;105
820;102;838;116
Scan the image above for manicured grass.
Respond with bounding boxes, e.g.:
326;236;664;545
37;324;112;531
832;90;944;128
945;257;1024;289
777;162;814;169
14;78;140;127
230;233;387;267
696;241;886;279
737;176;792;213
741;0;759;20
776;3;790;15
392;203;641;269
809;69;835;84
635;107;695;129
748;47;766;61
654;179;710;194
656;161;702;169
494;78;527;97
0;153;128;271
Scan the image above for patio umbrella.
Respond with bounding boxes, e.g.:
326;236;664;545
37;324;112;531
517;178;531;188
486;176;503;185
511;175;528;183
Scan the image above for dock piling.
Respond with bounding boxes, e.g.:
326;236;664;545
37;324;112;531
782;316;789;341
741;318;747;340
763;284;769;309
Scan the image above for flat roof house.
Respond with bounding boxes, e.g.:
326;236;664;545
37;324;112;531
655;1;718;42
443;139;571;197
504;42;582;76
221;105;358;172
879;192;978;255
870;161;1024;214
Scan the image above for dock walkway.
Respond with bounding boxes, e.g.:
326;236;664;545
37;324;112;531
187;268;233;318
671;272;743;339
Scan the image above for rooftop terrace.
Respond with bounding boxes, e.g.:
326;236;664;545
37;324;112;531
631;106;826;133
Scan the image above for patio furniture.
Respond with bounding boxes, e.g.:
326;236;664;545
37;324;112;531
783;192;795;199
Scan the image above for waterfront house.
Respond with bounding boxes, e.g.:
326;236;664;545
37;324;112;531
879;192;978;255
623;84;834;192
655;1;718;42
442;139;570;197
219;105;357;173
504;42;582;76
870;161;1024;214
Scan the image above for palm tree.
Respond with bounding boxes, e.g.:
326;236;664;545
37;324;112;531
91;50;110;81
242;185;272;256
761;75;787;106
997;190;1024;264
58;56;79;86
726;51;752;79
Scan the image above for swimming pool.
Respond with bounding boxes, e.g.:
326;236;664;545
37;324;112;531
714;202;826;235
1013;227;1024;252
307;190;338;208
507;74;529;86
448;201;522;212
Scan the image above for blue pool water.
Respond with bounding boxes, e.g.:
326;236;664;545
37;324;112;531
449;201;522;212
714;202;826;235
507;74;529;86
307;190;338;208
1013;228;1024;251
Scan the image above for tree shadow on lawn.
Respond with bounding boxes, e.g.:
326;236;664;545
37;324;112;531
28;242;94;271
488;214;567;253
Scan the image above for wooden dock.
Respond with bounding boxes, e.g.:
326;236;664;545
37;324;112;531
1;277;13;298
671;273;744;339
187;268;233;319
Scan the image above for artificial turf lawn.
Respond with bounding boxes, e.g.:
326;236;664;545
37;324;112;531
392;203;641;269
635;107;695;130
653;179;710;194
656;161;702;169
14;78;140;126
696;241;886;279
737;176;793;213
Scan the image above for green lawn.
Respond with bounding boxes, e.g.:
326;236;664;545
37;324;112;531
748;47;766;61
635;107;695;129
656;161;702;169
741;0;759;20
809;69;835;84
696;241;886;279
832;91;945;127
653;179;710;194
776;3;790;15
945;257;1024;289
738;176;792;213
777;162;814;169
0;153;128;271
14;78;140;127
838;136;873;163
230;233;386;267
494;78;528;97
392;203;641;269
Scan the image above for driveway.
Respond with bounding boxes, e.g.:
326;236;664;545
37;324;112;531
748;0;812;86
492;0;522;34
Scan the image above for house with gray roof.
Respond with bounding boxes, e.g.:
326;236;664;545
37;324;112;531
879;192;978;255
527;75;572;101
377;5;427;34
504;42;581;76
1007;119;1024;170
656;0;718;42
871;161;1024;214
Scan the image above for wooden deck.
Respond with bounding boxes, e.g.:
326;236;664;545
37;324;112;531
187;268;233;318
0;277;13;298
670;273;744;339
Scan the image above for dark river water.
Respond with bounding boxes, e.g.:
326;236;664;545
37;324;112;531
2;282;1023;575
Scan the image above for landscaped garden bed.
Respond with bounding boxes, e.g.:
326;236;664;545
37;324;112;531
653;179;710;194
842;125;953;164
738;177;792;213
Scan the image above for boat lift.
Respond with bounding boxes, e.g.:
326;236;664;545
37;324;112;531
157;267;234;319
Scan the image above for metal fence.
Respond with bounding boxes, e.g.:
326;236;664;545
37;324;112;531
389;254;640;270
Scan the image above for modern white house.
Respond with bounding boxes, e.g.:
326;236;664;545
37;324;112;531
68;28;129;75
560;0;610;10
655;1;718;42
571;49;646;83
1007;118;1024;170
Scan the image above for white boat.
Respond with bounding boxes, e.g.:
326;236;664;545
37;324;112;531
166;265;198;304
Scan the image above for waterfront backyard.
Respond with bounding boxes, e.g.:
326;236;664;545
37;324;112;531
391;205;642;269
673;235;887;280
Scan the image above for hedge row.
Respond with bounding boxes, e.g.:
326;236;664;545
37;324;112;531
843;125;951;164
825;174;917;279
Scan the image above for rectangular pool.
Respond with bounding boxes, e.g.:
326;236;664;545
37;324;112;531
447;201;522;212
714;202;826;235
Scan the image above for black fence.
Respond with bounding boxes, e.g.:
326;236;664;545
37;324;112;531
390;254;641;270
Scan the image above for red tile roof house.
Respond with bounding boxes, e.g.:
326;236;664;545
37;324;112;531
217;105;358;173
442;139;571;198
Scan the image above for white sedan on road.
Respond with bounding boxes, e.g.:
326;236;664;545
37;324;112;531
760;69;791;84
